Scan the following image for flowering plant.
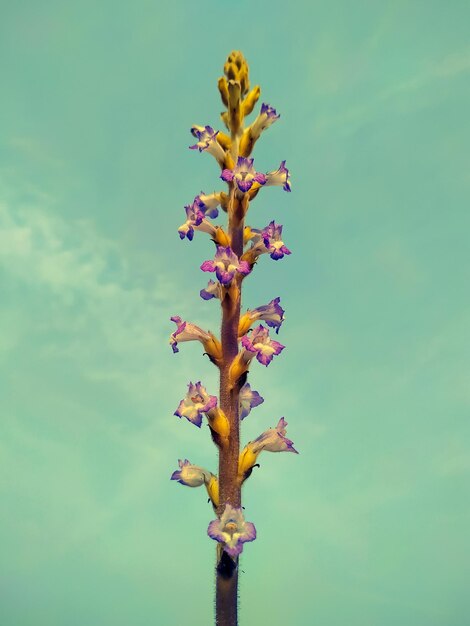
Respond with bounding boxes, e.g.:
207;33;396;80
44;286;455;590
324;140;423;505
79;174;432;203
169;51;297;625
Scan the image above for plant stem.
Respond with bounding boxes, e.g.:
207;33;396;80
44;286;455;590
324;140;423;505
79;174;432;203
215;193;244;625
215;552;239;626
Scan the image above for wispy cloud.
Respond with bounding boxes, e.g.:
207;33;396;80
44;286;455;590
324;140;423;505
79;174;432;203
0;172;194;557
312;48;470;135
379;48;470;99
9;136;65;168
0;172;182;409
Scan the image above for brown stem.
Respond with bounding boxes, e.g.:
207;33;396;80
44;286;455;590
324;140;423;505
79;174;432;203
215;549;239;626
215;191;245;625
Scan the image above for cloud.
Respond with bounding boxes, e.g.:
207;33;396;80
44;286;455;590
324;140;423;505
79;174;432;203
378;48;470;100
0;173;193;556
312;47;470;135
0;172;183;409
9;136;65;168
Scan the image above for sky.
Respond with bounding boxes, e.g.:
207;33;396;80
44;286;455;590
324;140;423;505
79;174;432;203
1;1;469;625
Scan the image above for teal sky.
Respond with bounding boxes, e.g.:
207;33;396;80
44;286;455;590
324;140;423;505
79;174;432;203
1;1;469;625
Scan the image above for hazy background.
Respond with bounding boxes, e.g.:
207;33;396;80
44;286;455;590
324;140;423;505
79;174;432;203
1;1;469;624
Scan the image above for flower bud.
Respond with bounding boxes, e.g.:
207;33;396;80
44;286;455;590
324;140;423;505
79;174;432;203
218;76;229;107
207;407;230;439
205;474;219;508
242;85;261;117
227;80;242;134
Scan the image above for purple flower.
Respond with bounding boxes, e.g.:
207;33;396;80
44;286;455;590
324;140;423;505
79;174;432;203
201;246;251;285
221;156;267;193
194;192;221;219
246;221;291;261
265;160;291;192
261;221;292;260
207;504;256;557
260;102;280;121
239;383;264;420
252;417;298;454
178;196;219;241
238;419;298;480
171;460;219;508
190;125;226;162
240;325;285;367
239;297;285;335
170;459;211;487
177;201;203;240
200;279;223;301
250;103;280;139
174;381;218;428
169;316;211;354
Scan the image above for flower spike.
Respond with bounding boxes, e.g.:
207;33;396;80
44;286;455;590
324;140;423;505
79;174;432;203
170;52;297;613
